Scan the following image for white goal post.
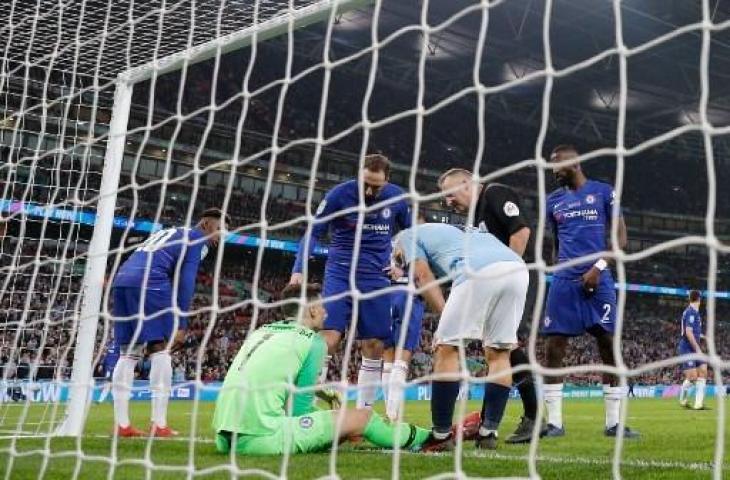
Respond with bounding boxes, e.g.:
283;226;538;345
55;0;369;437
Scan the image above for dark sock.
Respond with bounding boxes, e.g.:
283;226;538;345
481;383;512;431
510;348;538;420
431;381;460;435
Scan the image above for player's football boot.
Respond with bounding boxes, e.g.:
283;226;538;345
692;404;710;410
505;416;548;444
544;423;565;437
419;432;455;453
475;431;498;450
115;425;146;437
452;411;481;441
679;398;689;408
604;425;640;438
150;424;180;438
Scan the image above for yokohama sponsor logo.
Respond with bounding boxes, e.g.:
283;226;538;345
562;208;599;221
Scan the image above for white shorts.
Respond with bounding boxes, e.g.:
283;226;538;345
435;261;528;349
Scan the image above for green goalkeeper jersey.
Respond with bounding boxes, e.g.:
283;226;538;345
212;319;327;436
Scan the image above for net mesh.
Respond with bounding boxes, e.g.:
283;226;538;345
1;0;730;478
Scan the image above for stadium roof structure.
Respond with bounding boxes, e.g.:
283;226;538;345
255;0;730;154
1;0;367;84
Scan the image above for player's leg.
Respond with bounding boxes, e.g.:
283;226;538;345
541;276;584;436
475;262;528;449
382;347;394;405
543;335;568;436
424;277;482;451
355;278;391;409
385;295;422;421
592;328;639;437
476;346;512;450
693;363;708;409
506;347;543;443
143;289;178;437
680;366;697;407
319;275;349;382
111;287;146;437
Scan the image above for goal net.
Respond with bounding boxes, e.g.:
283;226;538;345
1;0;728;478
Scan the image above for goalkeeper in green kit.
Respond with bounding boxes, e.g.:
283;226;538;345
213;283;433;455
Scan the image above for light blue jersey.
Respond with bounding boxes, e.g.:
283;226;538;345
396;223;523;286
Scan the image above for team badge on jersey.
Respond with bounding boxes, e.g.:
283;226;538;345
299;416;314;429
381;207;391;219
585;194;595;204
503;201;520;217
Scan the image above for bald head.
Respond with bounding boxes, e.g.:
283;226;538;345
438;168;481;213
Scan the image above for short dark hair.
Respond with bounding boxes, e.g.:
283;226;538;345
363;153;391;178
200;208;231;227
550;144;578;160
689;289;702;303
280;283;322;318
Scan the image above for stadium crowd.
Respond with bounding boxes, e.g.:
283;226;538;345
1;238;728;390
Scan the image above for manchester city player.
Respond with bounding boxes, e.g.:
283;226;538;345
438;168;543;444
111;208;229;437
290;154;411;409
394;223;528;451
213;283;434;455
542;145;638;438
678;290;707;410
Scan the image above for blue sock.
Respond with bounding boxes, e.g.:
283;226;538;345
431;381;461;435
481;383;511;431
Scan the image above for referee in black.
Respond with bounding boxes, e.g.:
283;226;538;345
438;168;544;444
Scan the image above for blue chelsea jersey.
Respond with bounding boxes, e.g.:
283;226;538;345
293;180;411;276
112;227;208;312
680;305;702;344
546;180;618;279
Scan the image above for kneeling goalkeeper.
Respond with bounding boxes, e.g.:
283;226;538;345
213;283;432;455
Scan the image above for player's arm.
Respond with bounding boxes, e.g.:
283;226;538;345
291;191;339;284
173;232;206;350
486;185;530;257
396;231;445;314
684;314;703;355
412;259;446;314
395;199;412;231
582;186;626;293
292;335;334;414
546;201;559;265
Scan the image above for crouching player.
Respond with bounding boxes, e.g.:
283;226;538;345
212;283;435;455
394;223;529;451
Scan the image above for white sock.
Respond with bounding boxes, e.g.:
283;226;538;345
604;385;625;428
99;382;112;403
543;383;564;428
319;355;332;384
694;378;707;408
356;357;382;409
150;351;173;428
386;360;409;421
112;357;137;428
381;362;393;404
680;379;693;404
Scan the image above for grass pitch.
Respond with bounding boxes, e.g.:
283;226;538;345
0;398;726;479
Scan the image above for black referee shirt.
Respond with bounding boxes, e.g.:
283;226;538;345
473;182;529;247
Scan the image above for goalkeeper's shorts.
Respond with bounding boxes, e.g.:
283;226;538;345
112;287;178;346
215;411;335;455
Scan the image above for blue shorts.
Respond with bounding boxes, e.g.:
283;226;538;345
385;290;424;352
542;273;616;337
678;341;706;370
113;287;179;346
322;271;391;340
